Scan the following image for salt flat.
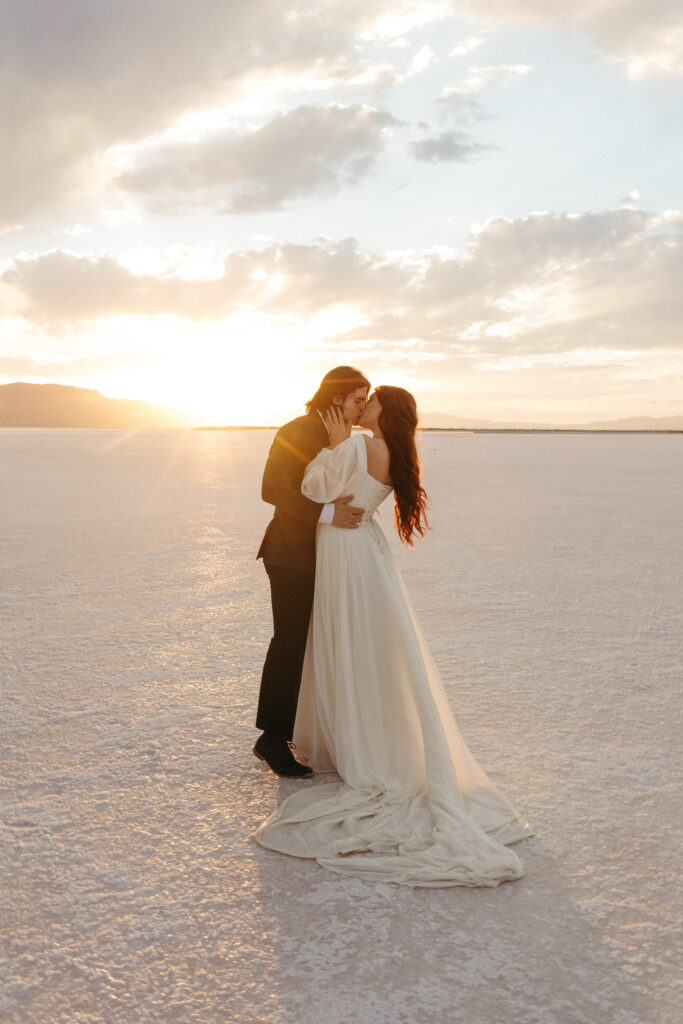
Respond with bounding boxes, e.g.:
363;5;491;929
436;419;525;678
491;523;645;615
1;428;681;1024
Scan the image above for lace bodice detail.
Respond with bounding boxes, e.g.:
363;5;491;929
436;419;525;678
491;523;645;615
361;479;393;521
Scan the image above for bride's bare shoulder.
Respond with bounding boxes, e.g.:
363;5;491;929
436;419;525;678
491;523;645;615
362;435;391;484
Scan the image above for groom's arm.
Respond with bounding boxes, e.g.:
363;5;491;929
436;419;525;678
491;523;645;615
261;420;325;525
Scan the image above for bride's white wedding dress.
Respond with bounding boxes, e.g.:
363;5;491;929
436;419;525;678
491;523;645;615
255;433;533;886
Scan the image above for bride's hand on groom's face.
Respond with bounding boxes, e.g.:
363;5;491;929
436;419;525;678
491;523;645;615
325;406;351;448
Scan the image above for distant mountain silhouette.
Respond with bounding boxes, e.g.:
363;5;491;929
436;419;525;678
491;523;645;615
419;411;683;431
0;382;192;428
2;382;681;430
575;415;683;431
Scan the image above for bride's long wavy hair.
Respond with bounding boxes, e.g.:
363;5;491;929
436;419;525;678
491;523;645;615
375;386;429;547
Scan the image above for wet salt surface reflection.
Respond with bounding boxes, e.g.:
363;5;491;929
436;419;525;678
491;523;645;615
1;429;680;1023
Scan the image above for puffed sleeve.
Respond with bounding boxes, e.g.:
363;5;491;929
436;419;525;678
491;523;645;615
301;434;362;503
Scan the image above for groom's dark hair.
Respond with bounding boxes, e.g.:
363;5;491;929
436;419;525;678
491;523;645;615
306;366;370;415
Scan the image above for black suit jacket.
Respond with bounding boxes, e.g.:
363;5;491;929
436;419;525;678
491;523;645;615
257;412;329;572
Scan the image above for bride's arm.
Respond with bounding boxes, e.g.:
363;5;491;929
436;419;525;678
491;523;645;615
302;436;359;504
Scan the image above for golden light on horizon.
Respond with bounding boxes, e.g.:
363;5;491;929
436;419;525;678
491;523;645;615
97;309;373;425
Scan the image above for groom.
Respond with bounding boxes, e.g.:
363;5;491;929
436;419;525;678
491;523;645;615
254;366;370;776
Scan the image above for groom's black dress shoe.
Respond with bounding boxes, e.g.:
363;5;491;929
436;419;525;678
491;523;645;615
253;732;313;777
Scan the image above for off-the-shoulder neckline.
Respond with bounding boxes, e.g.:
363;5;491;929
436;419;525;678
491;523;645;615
359;433;392;488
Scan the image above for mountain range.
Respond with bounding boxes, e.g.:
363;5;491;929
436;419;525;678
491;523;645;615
0;382;192;429
417;411;683;431
1;382;681;431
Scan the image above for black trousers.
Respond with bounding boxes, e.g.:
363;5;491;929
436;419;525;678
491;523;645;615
255;562;315;740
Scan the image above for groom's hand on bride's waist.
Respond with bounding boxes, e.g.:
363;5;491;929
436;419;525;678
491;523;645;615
332;495;363;529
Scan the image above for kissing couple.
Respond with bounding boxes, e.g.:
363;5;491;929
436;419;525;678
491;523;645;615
253;366;533;887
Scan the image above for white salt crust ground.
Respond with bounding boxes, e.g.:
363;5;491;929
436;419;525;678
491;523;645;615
1;428;681;1024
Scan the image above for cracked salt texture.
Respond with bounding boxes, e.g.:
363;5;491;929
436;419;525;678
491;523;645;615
1;428;680;1024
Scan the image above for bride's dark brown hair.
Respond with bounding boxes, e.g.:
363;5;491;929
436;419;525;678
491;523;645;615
375;386;429;547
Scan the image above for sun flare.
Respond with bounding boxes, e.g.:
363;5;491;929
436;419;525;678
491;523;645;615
99;314;353;426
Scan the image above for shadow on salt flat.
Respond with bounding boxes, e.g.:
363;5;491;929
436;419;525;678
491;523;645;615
249;811;651;1024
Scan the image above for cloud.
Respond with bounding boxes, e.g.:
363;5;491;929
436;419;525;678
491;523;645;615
116;105;399;213
407;45;435;76
411;130;495;163
450;37;485;57
446;64;532;95
1;251;188;325
5;210;682;361
430;63;532;145
4;1;679;228
1;240;402;327
437;64;531;122
4;209;681;419
415;63;531;160
448;1;683;78
0;0;405;225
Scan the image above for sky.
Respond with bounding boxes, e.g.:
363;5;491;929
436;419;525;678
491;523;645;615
1;0;682;426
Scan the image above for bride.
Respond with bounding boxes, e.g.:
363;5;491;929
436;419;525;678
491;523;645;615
255;386;533;887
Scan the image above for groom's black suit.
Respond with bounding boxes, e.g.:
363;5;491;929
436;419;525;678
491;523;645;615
256;411;329;739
